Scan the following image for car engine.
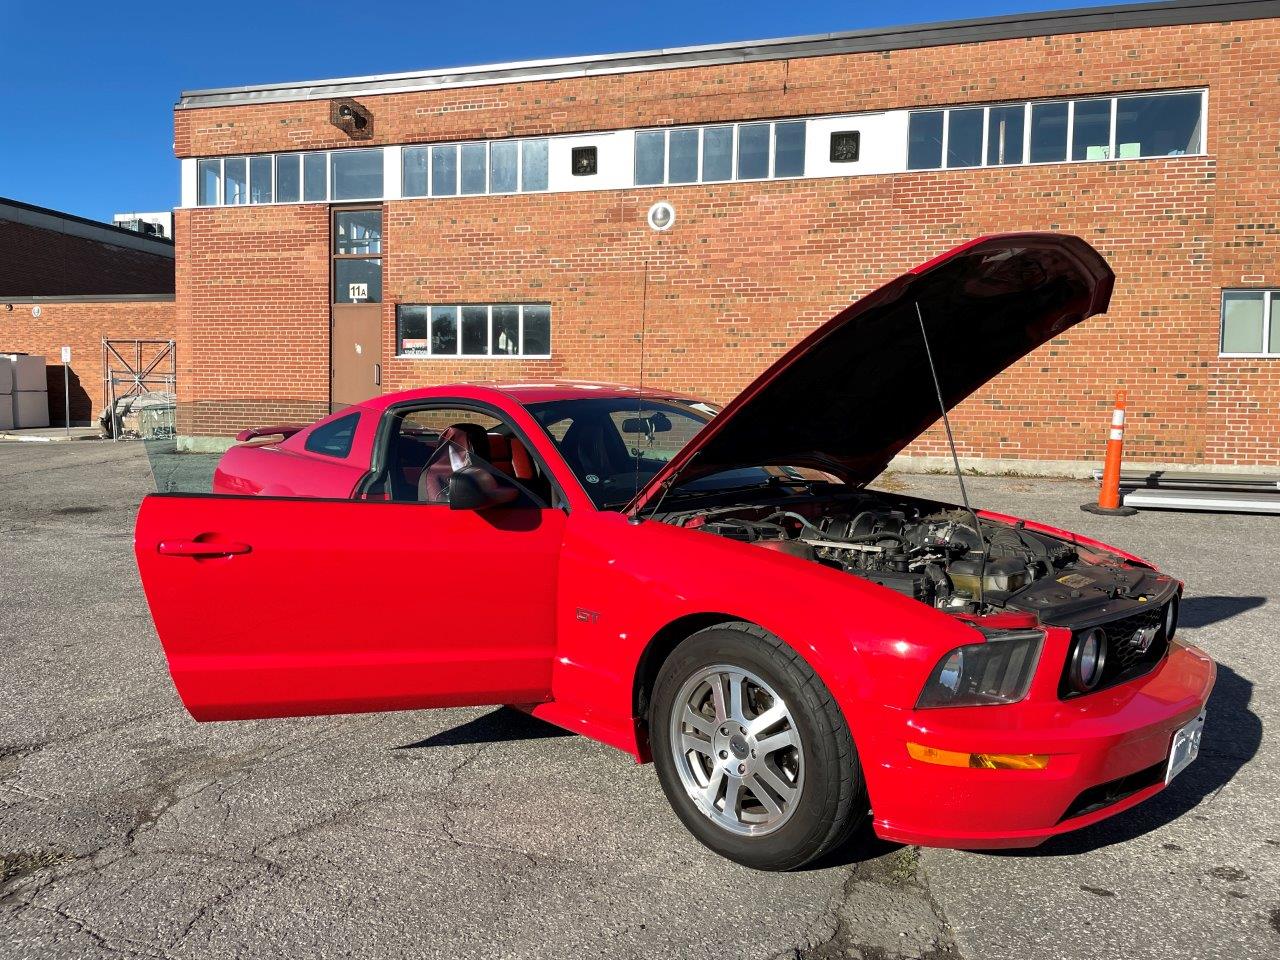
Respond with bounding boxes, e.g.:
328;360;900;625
664;495;1162;623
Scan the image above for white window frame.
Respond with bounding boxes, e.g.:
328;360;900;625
1220;289;1280;359
398;303;552;359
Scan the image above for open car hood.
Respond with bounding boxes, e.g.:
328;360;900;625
628;233;1114;513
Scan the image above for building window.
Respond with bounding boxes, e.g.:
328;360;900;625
223;158;247;205
331;149;383;201
197;159;220;206
276;154;301;203
333;209;382;303
396;304;552;357
907;89;1205;171
249;155;273;204
1221;290;1280;357
402;137;548;198
633;119;807;187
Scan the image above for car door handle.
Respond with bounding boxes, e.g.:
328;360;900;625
157;539;252;558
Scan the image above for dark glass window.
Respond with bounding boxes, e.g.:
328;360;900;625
431;145;458;196
986;105;1025;166
334;210;381;255
223;158;247;205
397;305;431;356
635;131;665;186
702;126;733;181
249;155;272;203
773;121;806;177
304;412;359;458
197;159;220;206
303;153;327;202
489;141;518;193
669;129;699;184
1072;99;1113;161
431;306;458;354
461;306;489;355
334;259;382;303
403;146;428;197
492;305;519;355
275;154;301;203
946;108;984;168
521;139;548;191
461;143;487;194
1029;101;1069;163
331;149;383;200
736;123;769;179
907;111;944;170
523;305;551;355
1115;92;1203;158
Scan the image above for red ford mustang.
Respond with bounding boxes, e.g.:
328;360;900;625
135;234;1213;870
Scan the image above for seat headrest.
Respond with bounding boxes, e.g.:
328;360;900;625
440;423;491;461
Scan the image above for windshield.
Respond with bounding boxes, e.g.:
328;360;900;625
526;397;836;509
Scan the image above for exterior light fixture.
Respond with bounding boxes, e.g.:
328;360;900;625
330;98;373;140
647;201;675;232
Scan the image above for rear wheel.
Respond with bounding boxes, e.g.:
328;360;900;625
650;622;867;870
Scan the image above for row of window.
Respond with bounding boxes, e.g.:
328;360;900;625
634;120;807;187
1221;290;1280;357
403;139;549;197
396;303;551;358
907;90;1204;171
198;149;385;206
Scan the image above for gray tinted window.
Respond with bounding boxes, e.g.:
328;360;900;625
461;143;487;194
249;155;273;203
1221;291;1265;354
334;259;382;303
669;129;699;184
403;147;428;197
489;142;518;193
303;153;327;201
523;305;551;355
773;121;806;177
461;306;489;355
946;108;983;168
431;145;458;196
986;105;1024;165
635;131;665;185
331;149;383;200
702;126;733;181
1072;99;1112;161
198;159;220;206
1029;101;1068;163
521;139;548;191
397;305;431;355
431;306;458;354
305;413;360;458
223;157;247;205
736;124;769;179
492;305;519;355
907;112;944;170
275;154;300;203
1115;92;1202;158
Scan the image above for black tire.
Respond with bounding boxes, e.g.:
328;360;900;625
649;621;867;871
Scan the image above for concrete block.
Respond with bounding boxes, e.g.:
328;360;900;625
13;390;50;429
0;357;12;395
0;354;47;392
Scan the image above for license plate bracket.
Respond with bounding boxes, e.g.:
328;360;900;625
1165;710;1206;785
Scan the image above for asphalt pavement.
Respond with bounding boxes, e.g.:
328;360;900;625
0;442;1275;960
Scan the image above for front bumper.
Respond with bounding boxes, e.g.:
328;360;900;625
863;640;1215;850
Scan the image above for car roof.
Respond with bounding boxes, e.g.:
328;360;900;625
357;380;704;409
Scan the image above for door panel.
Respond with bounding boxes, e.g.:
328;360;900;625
135;494;563;720
331;304;382;406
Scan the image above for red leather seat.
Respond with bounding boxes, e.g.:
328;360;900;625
487;433;536;481
419;424;490;502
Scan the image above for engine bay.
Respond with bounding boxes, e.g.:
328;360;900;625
662;492;1168;626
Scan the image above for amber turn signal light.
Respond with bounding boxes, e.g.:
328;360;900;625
906;742;1050;770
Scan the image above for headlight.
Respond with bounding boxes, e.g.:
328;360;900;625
1163;594;1179;641
915;631;1043;709
1068;627;1107;693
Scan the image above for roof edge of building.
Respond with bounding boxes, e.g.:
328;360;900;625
0;197;176;259
177;0;1280;110
1;294;176;304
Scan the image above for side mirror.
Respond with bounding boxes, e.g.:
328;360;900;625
448;466;520;511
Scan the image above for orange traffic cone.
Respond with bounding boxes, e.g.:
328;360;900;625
1082;390;1138;516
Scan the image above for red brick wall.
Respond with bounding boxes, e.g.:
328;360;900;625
0;300;174;424
174;16;1280;466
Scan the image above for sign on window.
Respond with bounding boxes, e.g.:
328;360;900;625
348;282;368;302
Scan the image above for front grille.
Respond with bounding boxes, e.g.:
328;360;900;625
1059;603;1171;699
1058;760;1165;822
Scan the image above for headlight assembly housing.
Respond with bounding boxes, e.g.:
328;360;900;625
915;630;1044;709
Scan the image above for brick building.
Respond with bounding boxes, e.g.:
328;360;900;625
172;0;1280;469
1;198;175;425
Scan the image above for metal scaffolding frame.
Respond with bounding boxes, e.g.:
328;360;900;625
102;339;177;440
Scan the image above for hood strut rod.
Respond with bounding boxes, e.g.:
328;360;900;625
915;300;987;609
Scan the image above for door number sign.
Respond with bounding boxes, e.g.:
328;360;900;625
348;283;368;302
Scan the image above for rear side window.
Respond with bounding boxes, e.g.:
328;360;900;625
304;412;359;458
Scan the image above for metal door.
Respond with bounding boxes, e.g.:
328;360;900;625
330;207;384;408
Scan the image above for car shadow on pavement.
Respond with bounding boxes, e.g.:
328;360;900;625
1179;595;1265;628
984;662;1261;858
395;706;575;750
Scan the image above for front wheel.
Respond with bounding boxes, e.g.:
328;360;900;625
650;622;867;870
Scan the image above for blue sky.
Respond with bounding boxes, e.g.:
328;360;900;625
0;0;1149;222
